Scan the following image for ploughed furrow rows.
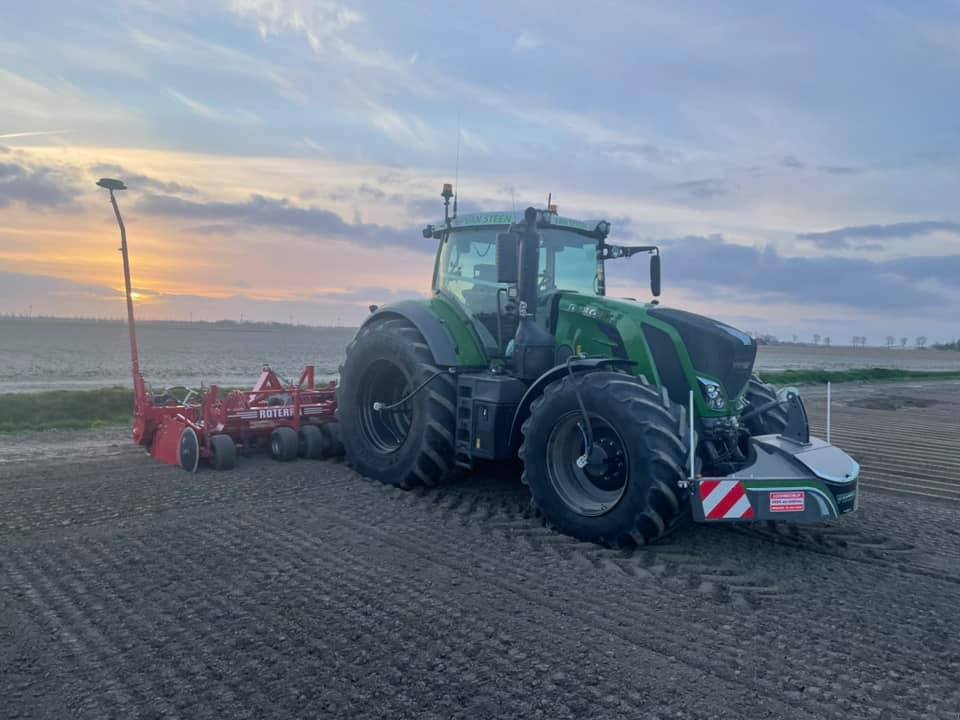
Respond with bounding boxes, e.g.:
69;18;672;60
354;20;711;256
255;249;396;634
386;478;788;609
2;506;815;720
251;488;959;720
801;384;960;502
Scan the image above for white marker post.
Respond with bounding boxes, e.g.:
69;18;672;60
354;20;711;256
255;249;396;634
688;390;695;480
826;381;832;444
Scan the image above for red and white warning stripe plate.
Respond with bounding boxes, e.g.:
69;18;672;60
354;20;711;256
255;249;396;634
698;479;755;521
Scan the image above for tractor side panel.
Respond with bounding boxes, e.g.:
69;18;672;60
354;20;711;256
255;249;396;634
553;295;659;384
427;297;487;366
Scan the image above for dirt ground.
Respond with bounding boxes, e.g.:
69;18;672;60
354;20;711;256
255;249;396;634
1;382;958;719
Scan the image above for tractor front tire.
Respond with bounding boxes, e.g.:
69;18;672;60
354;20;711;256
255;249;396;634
743;377;788;436
520;371;690;546
337;318;456;488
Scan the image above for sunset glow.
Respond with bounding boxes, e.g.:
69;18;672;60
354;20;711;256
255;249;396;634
2;2;958;339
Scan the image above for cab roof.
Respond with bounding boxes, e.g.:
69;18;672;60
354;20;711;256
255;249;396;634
425;211;610;239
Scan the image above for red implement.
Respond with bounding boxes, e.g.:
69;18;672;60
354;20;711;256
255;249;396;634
98;177;339;472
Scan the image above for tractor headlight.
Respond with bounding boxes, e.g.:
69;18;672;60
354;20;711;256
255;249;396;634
698;377;726;410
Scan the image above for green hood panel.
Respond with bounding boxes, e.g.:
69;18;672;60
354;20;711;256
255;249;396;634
553;294;756;417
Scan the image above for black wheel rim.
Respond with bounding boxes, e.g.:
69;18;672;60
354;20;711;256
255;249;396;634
179;427;199;473
358;358;412;453
545;411;629;517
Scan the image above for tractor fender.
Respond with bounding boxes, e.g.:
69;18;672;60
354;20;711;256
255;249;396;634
508;358;635;452
363;301;460;367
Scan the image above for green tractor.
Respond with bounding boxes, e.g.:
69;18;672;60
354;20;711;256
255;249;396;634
337;187;859;545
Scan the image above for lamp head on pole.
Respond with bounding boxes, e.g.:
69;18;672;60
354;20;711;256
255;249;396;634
96;178;127;191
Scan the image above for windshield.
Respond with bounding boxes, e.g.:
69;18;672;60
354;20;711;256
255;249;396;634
435;227;601;312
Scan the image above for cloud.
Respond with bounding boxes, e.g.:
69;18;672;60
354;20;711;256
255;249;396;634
0;271;116;304
513;32;541;52
657;178;732;202
133;192;434;253
606;143;679;167
0;160;76;209
229;0;362;52
0;270;426;322
798;220;960;249
818;165;863;175
165;88;261;125
460;128;491;156
90;163;197;195
632;234;957;311
365;101;434;149
0;129;69;140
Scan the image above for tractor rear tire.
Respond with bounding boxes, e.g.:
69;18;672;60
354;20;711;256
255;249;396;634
743;377;788;436
270;427;299;461
337;318;456;489
210;433;237;470
299;425;324;459
520;371;690;546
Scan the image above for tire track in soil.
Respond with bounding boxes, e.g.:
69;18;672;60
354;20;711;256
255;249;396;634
132;470;949;719
3;454;958;718
726;523;960;587
232;493;952;720
4;509;805;720
197;511;826;720
364;475;917;611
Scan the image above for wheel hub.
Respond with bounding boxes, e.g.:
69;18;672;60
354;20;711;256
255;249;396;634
583;434;626;492
358;358;412;454
546;413;629;517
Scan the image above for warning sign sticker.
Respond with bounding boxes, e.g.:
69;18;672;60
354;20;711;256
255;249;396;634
769;491;805;513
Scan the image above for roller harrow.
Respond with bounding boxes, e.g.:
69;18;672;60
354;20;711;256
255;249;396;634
97;178;340;472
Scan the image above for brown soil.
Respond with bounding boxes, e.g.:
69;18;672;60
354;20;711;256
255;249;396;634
1;382;958;719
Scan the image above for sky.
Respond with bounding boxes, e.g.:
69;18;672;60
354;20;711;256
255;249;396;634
1;0;958;343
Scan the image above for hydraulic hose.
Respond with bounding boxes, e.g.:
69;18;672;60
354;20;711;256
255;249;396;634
566;354;594;467
373;369;449;412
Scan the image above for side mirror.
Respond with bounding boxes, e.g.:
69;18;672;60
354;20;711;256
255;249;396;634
496;232;519;284
650;253;661;297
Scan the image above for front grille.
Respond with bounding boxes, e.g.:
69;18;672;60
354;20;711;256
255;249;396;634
648;308;757;399
642;324;688;405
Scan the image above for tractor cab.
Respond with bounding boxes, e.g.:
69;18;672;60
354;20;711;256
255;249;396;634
427;208;660;360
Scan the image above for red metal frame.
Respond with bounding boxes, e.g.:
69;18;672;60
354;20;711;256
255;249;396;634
102;180;338;470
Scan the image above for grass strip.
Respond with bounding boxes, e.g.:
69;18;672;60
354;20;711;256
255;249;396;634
0;387;134;433
757;367;960;386
2;368;960;432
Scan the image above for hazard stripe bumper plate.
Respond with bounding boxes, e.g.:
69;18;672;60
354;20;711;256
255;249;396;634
689;434;860;524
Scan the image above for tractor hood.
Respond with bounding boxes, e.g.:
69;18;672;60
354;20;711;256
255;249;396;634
646;307;757;401
554;294;758;411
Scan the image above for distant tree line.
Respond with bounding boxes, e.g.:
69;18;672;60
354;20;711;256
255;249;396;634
746;333;950;349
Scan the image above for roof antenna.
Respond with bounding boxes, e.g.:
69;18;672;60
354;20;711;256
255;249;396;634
453;112;461;218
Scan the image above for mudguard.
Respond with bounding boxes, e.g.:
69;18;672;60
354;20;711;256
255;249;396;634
508;358;636;452
364;301;460;367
